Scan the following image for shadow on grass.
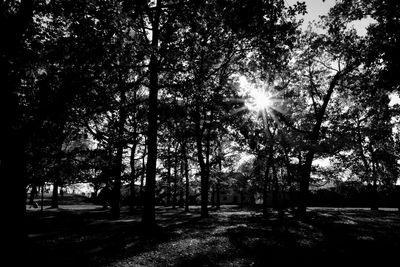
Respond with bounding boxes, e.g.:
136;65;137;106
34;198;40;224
26;206;400;266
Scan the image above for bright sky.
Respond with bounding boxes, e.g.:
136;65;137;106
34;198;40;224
285;0;374;36
285;0;334;25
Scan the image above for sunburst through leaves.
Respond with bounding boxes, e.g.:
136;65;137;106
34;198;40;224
232;76;285;123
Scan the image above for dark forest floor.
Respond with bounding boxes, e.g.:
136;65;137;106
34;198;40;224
26;197;400;266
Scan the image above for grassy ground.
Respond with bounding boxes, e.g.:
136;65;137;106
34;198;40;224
26;197;400;266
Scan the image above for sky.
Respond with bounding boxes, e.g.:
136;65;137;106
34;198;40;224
285;0;335;25
285;0;374;36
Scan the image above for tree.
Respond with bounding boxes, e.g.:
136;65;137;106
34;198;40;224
328;0;400;90
0;0;34;259
269;24;363;215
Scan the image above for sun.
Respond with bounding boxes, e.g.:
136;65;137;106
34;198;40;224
231;75;283;118
238;76;275;113
245;88;274;112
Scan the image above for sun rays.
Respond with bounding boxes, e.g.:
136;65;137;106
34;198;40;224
245;87;274;113
229;76;285;123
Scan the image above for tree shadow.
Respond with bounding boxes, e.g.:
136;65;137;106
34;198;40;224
26;207;400;266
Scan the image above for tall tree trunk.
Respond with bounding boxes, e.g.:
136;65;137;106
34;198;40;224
29;185;37;206
263;127;274;218
272;157;279;210
211;184;215;207
140;139;146;207
216;180;221;210
216;146;222;210
111;86;127;218
41;185;44;212
179;158;184;208
1;1;34;261
129;142;137;214
51;140;65;209
370;150;378;211
296;69;350;217
111;145;123;218
283;146;295;211
263;160;271;218
356;118;371;175
142;2;161;226
166;143;171;206
297;150;314;216
194;104;209;218
130;89;138;213
172;145;178;209
51;181;59;208
183;141;190;212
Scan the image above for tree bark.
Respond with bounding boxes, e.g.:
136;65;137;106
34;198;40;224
179;157;184;208
211;184;215;207
216;143;222;210
297;69;347;217
272;156;279;210
29;185;37;206
172;144;178;209
142;2;161;227
216;180;221;210
111;86;127;218
194;103;209;218
130;89;138;213
183;140;190;212
140;138;146;207
166;143;172;206
51;140;65;209
51;180;59;208
370;149;378;211
129;142;137;214
263;158;271;218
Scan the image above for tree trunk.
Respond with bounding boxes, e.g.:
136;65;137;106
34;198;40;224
51;180;59;209
172;145;178;209
263;163;271;218
297;150;314;217
211;184;215;207
51;138;65;209
130;89;138;214
371;156;378;211
166;143;172;206
283;146;295;211
142;2;161;227
296;69;348;217
183;141;190;212
263;133;275;218
140;140;146;207
1;1;35;261
29;185;37;206
272;157;279;210
194;107;208;217
216;180;221;210
129;142;137;214
216;149;222;210
111;146;123;218
194;104;210;218
41;185;44;212
179;159;184;208
111;86;127;218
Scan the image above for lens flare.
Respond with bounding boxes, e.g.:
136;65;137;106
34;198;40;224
245;89;273;112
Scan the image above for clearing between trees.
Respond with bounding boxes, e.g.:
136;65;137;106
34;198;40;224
27;202;400;266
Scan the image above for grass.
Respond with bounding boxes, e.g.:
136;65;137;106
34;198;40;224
26;196;400;266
